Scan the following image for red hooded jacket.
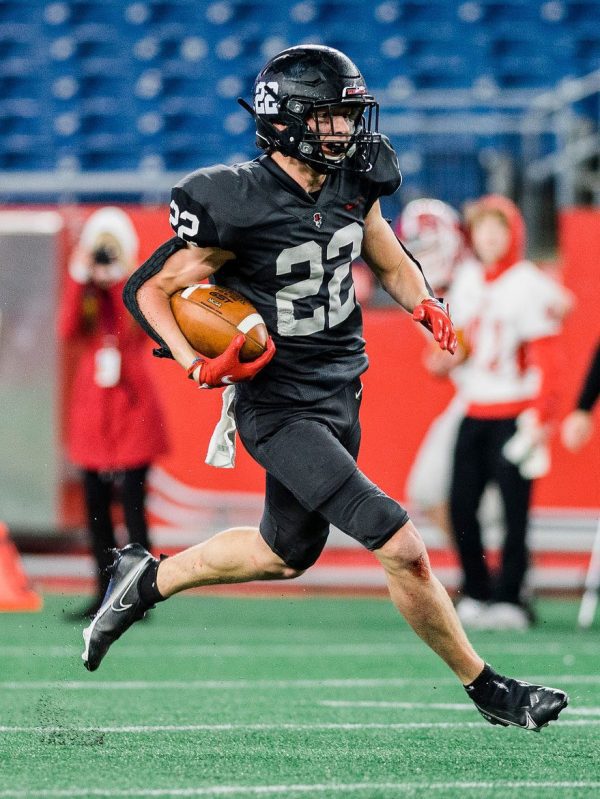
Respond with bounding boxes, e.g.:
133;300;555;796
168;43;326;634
58;274;168;470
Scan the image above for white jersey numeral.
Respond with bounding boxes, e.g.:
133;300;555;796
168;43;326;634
169;200;200;241
275;223;362;337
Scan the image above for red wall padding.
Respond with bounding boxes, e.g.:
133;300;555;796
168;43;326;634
59;205;600;513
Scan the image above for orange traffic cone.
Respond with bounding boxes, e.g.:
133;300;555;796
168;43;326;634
0;522;43;612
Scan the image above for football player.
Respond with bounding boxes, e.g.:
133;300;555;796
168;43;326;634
81;46;567;730
448;195;571;630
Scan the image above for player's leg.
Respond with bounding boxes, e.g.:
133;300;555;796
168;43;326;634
156;526;304;596
81;469;328;671
449;418;493;608
373;521;482;681
81;525;302;671
81;396;335;670
157;468;329;596
319;464;567;730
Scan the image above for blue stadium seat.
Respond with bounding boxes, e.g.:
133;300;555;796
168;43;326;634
0;1;40;24
0;0;595;196
77;132;140;170
0;134;54;169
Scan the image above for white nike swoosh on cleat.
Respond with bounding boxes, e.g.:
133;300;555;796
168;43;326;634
474;702;540;731
112;595;134;612
81;554;153;663
524;712;539;730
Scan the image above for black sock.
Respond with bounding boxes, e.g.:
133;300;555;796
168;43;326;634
138;557;167;607
464;663;499;699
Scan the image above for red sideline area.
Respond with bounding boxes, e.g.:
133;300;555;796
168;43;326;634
40;205;598;594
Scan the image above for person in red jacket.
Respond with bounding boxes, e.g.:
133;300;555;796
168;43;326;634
58;207;168;617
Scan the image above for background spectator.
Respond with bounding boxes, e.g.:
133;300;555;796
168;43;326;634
399;199;498;541
448;195;571;630
58;207;168;617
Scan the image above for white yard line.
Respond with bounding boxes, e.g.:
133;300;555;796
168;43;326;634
0;722;486;733
2;641;600;657
318;700;481;711
1;674;599;691
0;678;446;690
317;700;600;716
0;720;597;734
1;782;600;797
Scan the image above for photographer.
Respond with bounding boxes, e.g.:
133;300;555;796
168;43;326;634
58;208;168;618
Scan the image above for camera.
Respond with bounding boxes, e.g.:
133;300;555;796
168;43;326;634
91;244;119;265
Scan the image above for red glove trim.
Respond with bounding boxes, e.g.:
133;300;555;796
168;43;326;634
187;335;276;388
187;356;204;380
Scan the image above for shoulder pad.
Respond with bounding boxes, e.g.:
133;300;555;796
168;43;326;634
170;161;262;245
365;135;402;197
173;163;246;206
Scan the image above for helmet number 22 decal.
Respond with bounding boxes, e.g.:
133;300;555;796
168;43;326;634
275;223;362;336
254;82;279;115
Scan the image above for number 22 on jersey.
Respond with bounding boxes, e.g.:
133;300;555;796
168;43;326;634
275;222;362;336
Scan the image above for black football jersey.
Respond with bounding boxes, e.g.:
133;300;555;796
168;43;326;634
169;136;401;405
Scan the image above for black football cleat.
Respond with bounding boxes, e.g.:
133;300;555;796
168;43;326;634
82;543;156;672
466;672;568;731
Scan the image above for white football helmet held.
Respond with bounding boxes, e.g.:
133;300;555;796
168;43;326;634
397;198;465;294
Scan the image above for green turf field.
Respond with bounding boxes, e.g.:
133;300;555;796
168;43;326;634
1;594;599;798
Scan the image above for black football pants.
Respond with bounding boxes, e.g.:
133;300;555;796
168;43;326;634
82;465;151;597
449;416;532;605
235;379;409;570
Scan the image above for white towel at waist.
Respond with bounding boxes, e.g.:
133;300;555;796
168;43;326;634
205;384;237;468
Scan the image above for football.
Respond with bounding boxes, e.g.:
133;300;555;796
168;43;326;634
170;283;268;362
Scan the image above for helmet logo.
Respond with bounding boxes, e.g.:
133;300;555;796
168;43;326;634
255;81;279;114
342;86;366;97
313;212;323;229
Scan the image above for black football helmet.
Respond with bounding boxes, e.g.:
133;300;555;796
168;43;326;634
238;45;381;174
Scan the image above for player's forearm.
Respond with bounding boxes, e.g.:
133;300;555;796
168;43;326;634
378;256;431;312
365;246;430;311
136;280;198;369
362;204;430;312
126;241;235;369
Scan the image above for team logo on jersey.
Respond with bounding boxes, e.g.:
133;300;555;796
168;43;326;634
313;212;323;229
344;196;364;211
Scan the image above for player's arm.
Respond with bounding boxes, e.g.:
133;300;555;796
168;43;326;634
362;200;457;353
134;243;234;371
125;240;275;387
362;200;430;310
